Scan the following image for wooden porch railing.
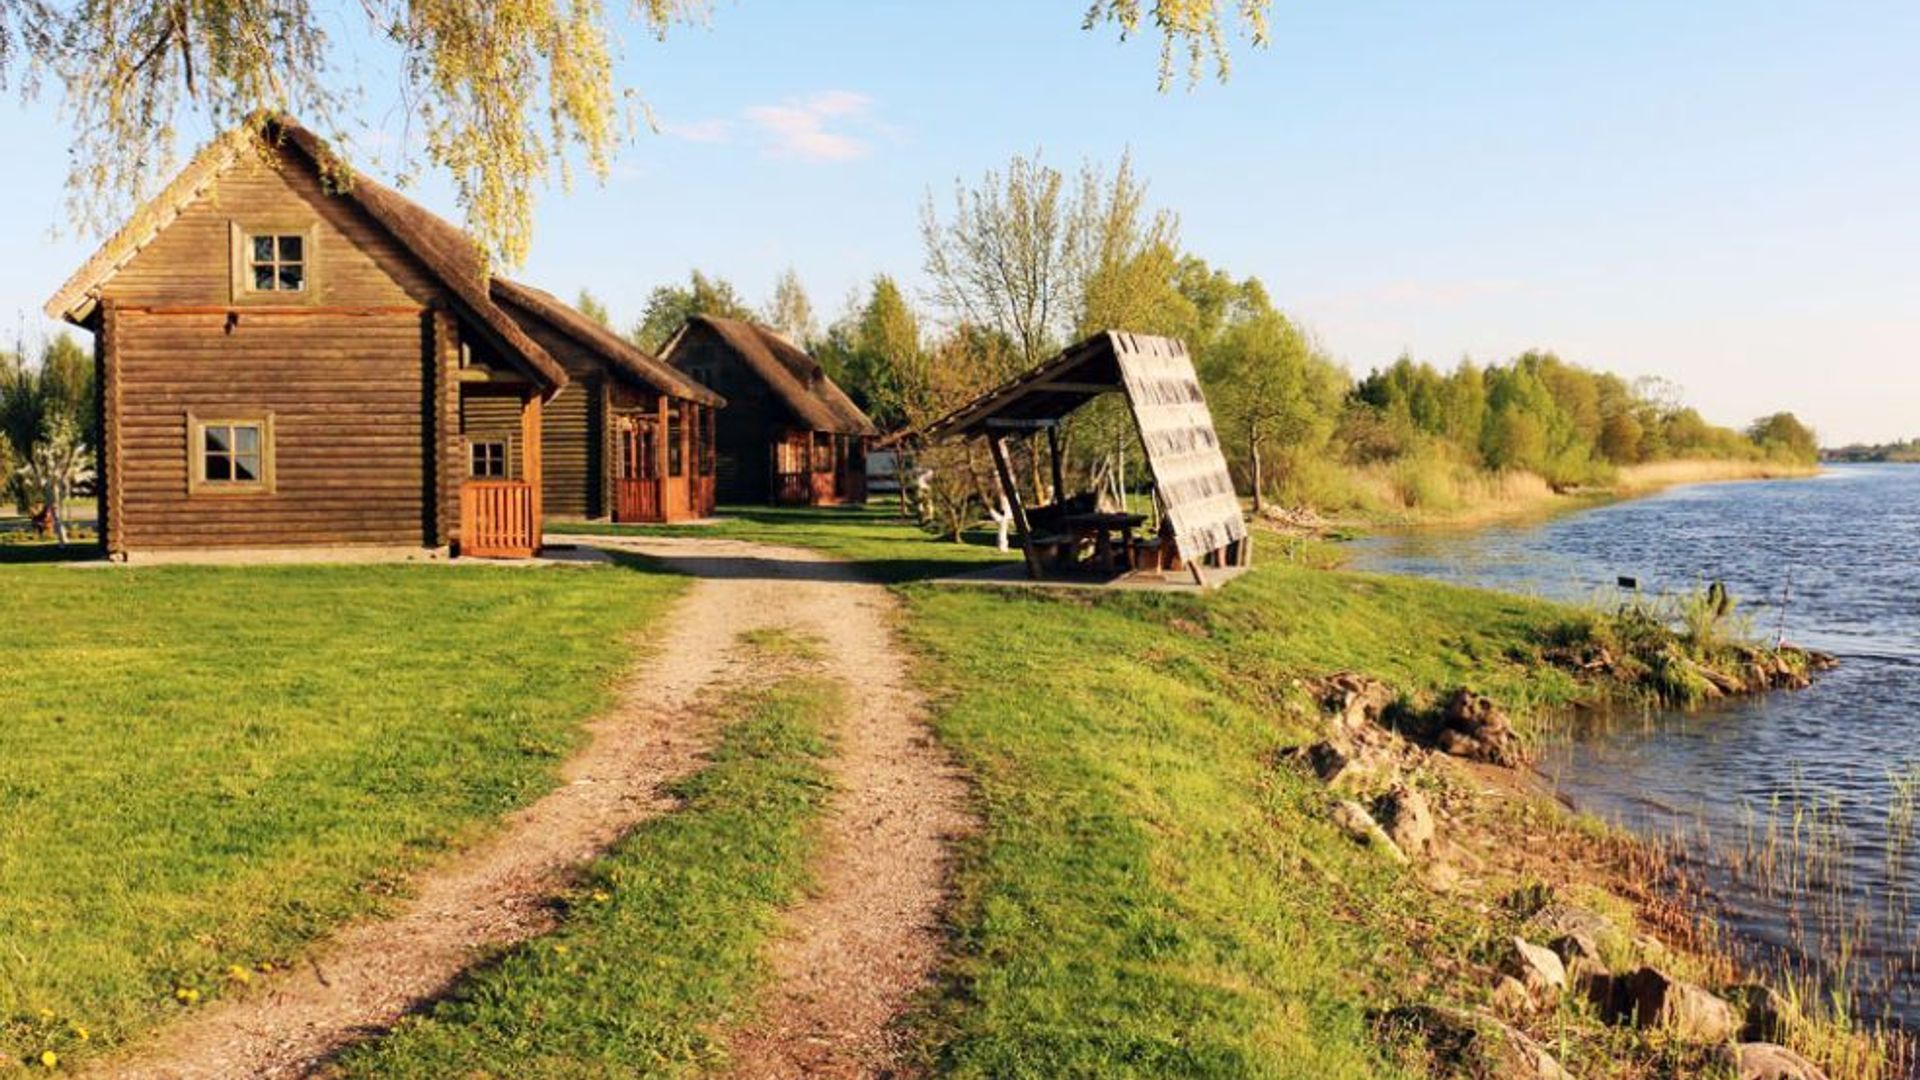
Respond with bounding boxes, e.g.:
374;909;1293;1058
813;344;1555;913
774;470;811;505
460;480;537;558
614;478;661;523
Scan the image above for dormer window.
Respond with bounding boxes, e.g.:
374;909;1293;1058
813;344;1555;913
249;234;305;292
230;223;317;302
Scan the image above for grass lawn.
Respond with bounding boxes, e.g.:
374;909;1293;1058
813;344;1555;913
567;506;1600;1078
0;557;685;1068
329;668;839;1079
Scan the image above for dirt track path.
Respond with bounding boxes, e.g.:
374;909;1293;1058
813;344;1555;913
89;537;970;1080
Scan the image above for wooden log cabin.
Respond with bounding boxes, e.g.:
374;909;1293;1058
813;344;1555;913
44;116;580;559
490;279;726;523
660;315;877;506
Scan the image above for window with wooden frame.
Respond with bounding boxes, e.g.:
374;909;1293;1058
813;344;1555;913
698;407;717;476
469;439;510;479
774;433;805;475
187;413;275;494
230;223;318;300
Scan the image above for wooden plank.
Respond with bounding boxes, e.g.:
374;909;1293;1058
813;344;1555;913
102;300;125;557
990;434;1044;580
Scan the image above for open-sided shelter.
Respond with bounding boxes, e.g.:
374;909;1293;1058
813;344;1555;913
45;115;567;559
661;315;877;506
492;279;727;523
920;331;1250;586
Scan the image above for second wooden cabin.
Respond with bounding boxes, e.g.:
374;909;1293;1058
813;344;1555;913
661;315;876;506
490;280;726;523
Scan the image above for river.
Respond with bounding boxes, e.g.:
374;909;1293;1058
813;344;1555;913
1352;464;1919;1033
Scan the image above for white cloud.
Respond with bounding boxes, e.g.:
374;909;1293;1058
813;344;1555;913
744;90;876;163
660;117;733;144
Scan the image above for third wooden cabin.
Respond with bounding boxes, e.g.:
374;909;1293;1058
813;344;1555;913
661;315;876;506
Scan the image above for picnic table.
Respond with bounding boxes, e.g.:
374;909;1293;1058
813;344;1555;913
1059;511;1147;574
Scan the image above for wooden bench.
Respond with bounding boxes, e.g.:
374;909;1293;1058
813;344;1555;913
1024;493;1098;568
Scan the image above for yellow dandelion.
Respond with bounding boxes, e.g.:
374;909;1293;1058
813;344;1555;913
71;1025;88;1042
552;944;569;955
40;1049;58;1069
174;987;200;1005
590;890;611;904
36;1008;53;1022
226;965;252;984
258;961;275;973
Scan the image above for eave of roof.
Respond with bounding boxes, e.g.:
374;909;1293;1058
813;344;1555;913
492;277;725;408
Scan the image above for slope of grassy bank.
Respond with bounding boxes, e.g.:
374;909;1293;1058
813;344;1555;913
0;560;683;1068
330;670;839;1079
898;550;1591;1078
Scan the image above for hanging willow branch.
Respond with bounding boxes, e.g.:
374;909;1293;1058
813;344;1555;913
1;0;1268;267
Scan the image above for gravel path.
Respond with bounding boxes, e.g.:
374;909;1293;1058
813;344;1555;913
86;537;970;1080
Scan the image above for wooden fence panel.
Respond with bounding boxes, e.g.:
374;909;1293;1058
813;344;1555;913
460;480;536;558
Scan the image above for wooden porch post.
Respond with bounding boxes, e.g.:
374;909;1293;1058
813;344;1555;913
989;433;1043;579
679;398;692;485
1045;422;1066;506
521;390;544;551
657;394;671;487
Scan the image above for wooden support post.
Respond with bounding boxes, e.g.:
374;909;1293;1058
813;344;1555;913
656;394;670;485
521;390;544;551
1045;422;1066;506
679;399;692;483
989;434;1043;580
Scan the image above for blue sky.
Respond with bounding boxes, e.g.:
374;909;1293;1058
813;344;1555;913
2;1;1914;443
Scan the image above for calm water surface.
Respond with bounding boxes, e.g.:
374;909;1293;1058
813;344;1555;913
1353;464;1920;1032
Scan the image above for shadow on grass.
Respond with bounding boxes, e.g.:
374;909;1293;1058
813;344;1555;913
551;503;1017;586
0;541;105;565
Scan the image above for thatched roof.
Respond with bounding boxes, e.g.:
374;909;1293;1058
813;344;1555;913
492;278;725;408
664;315;876;437
918;330;1247;566
45;115;568;392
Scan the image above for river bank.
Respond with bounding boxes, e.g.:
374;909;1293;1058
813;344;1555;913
1347;465;1920;1074
1305;456;1821;533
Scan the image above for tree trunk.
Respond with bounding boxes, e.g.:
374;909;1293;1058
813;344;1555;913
47;480;69;546
1249;426;1265;514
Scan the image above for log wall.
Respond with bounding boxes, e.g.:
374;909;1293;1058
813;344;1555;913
112;309;431;548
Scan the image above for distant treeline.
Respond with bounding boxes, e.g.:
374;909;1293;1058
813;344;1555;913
597;150;1822;520
1823;439;1920;463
